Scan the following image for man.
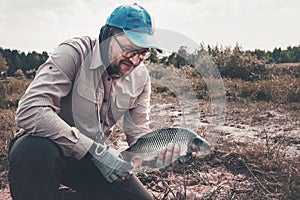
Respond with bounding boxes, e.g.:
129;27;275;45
8;3;181;200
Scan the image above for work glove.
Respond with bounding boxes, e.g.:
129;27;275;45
89;142;133;183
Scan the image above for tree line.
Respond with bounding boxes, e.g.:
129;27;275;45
151;44;300;67
1;44;300;79
0;47;48;77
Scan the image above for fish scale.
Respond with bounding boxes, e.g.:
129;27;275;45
129;128;190;155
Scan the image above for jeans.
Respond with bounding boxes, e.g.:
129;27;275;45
8;134;153;200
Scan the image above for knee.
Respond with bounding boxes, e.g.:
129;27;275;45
9;135;65;174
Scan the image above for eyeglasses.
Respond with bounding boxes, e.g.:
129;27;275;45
113;35;150;60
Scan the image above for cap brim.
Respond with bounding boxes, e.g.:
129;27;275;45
124;29;161;51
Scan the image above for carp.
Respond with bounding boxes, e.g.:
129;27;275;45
122;127;211;168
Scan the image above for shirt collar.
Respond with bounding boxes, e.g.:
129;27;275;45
90;38;104;70
124;75;130;81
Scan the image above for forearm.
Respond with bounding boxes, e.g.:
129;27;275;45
16;106;93;159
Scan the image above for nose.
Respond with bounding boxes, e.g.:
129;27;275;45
129;54;141;66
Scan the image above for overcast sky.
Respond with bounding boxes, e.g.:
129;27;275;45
0;0;299;53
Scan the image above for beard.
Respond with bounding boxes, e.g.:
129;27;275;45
106;63;121;76
107;59;135;77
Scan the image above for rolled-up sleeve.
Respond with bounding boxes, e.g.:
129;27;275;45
16;44;93;159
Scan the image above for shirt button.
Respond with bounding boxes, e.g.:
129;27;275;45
107;77;111;81
103;99;107;103
100;120;103;123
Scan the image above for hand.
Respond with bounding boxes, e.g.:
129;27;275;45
156;143;198;168
156;143;181;168
89;142;133;183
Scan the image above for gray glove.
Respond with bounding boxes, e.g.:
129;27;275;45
89;142;133;183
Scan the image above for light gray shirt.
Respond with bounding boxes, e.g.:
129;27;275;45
16;36;151;159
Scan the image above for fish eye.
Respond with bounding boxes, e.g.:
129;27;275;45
192;138;203;146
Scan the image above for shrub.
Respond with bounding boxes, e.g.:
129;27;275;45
224;77;300;103
0;78;31;108
14;69;24;78
214;45;268;81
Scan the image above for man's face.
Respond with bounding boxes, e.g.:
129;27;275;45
108;33;149;76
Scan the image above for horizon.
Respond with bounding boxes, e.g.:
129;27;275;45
1;43;300;55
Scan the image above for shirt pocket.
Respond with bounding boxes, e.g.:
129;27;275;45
114;94;138;110
73;81;102;119
77;81;99;103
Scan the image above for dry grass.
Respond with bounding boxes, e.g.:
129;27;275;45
0;78;30;190
176;63;300;104
0;109;16;189
0;78;31;109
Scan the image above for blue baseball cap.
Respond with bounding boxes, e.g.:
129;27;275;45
106;3;160;49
